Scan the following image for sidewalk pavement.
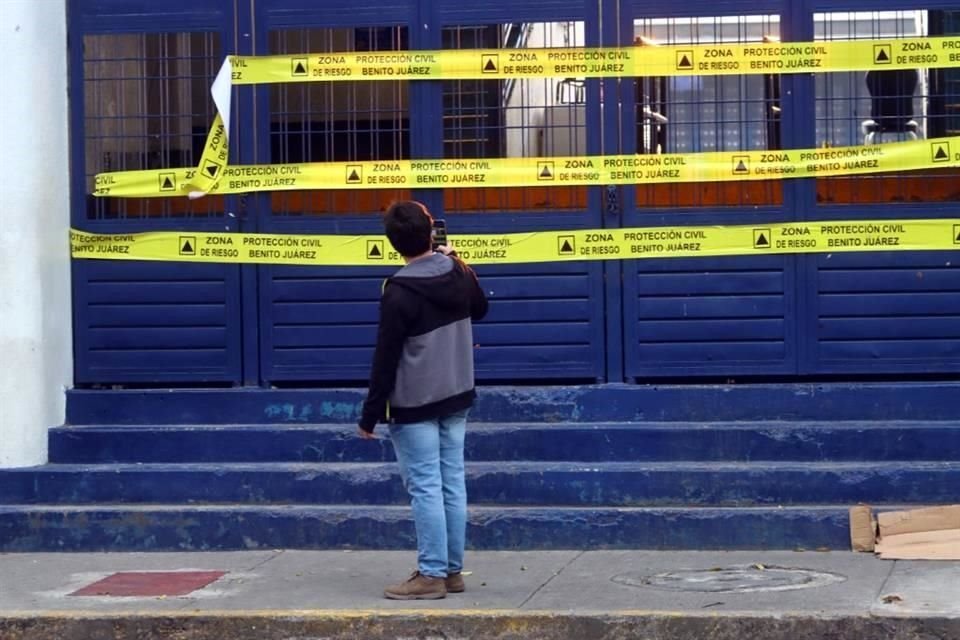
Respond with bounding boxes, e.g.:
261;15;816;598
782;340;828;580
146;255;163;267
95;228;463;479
1;549;958;639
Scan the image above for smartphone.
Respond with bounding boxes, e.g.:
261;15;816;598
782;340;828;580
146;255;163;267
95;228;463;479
431;219;448;251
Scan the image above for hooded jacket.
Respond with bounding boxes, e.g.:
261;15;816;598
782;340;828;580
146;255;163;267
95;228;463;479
359;252;488;432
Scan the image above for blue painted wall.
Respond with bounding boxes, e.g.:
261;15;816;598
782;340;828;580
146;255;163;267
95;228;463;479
69;0;960;386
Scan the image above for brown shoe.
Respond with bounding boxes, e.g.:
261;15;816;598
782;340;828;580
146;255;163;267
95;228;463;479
384;571;447;600
445;572;465;593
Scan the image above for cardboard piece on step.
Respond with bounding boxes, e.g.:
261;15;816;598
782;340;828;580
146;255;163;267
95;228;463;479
849;505;877;552
878;505;960;537
875;505;960;561
875;529;960;560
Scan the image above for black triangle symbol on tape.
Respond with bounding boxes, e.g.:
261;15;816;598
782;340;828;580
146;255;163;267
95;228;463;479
348;170;360;182
876;48;890;62
560;240;573;254
369;244;382;257
162;177;174;189
205;164;219;178
678;55;692;68
755;233;769;247
936;146;949;160
736;160;748;173
182;240;194;254
294;62;307;75
955;229;960;242
484;59;497;71
540;165;553;178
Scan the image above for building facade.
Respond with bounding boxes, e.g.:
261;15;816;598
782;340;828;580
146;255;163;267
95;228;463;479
2;0;959;468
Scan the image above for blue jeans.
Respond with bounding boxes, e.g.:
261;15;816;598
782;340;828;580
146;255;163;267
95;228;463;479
388;411;468;579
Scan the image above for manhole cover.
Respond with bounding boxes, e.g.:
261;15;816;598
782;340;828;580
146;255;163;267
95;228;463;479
612;565;846;594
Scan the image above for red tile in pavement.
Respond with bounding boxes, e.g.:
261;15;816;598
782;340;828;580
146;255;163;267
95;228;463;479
70;571;227;597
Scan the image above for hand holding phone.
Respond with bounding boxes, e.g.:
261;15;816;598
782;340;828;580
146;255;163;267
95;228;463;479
431;219;448;251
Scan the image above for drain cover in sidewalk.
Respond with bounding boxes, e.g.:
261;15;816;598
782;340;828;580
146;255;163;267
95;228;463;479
70;571;226;597
613;565;845;594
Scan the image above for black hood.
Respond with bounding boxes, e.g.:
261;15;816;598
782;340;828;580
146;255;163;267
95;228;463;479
388;253;476;311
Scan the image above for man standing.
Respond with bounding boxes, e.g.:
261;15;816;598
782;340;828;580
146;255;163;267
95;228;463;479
358;200;488;600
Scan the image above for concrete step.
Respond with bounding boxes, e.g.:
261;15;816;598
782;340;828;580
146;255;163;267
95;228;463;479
48;421;960;464
0;504;852;552
65;382;960;426
2;461;958;506
2;550;957;639
8;610;957;640
28;383;959;554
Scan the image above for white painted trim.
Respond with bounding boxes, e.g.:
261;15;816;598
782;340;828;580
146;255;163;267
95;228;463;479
0;0;72;468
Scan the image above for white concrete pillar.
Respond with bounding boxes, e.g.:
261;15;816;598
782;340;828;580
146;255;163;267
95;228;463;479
0;0;72;467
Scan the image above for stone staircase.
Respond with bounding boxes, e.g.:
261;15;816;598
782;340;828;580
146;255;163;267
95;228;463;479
1;384;958;551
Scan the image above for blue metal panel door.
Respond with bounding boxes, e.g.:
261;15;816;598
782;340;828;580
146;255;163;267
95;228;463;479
617;0;800;380
254;0;608;383
70;0;960;387
433;1;607;382
70;0;246;384
798;0;960;375
252;0;419;383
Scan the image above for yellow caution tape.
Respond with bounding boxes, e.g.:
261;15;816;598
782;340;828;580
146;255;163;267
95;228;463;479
179;62;234;199
98;36;960;200
92;136;959;198
229;36;960;82
182;114;228;197
71;219;960;266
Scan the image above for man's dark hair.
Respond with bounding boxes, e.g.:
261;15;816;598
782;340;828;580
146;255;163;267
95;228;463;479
384;201;433;257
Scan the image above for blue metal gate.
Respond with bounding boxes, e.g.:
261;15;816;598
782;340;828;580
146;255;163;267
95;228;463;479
68;0;960;386
253;0;608;383
799;0;960;375
613;0;960;380
70;0;246;384
615;0;800;379
250;0;420;383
